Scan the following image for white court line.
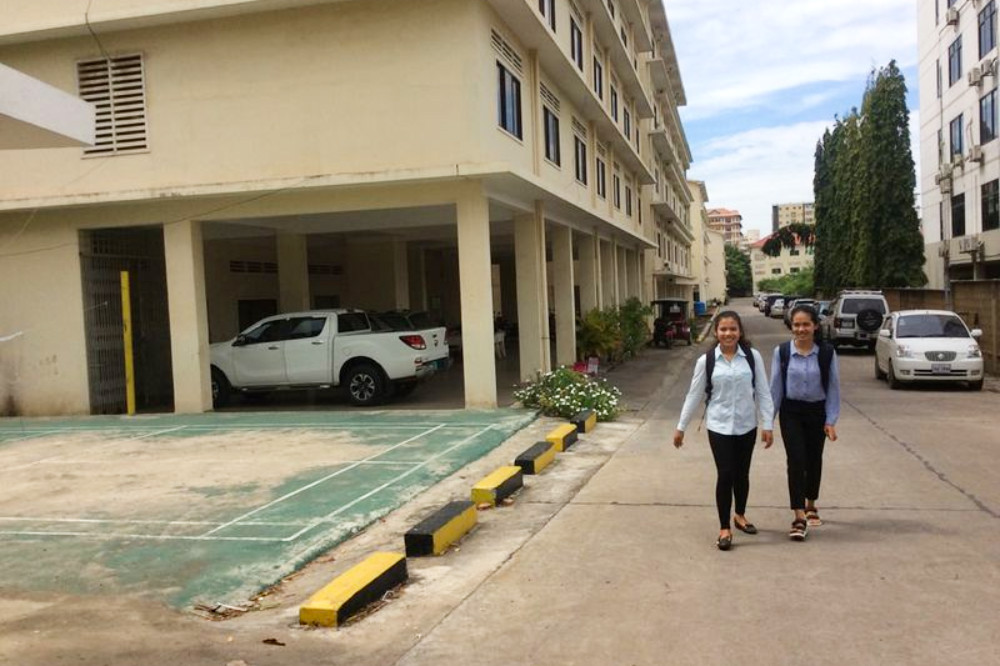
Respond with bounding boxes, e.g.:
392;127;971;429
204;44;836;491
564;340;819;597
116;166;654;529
0;530;286;542
0;516;309;527
0;430;65;444
0;423;487;433
282;425;495;542
31;458;422;467
0;426;188;472
199;424;447;537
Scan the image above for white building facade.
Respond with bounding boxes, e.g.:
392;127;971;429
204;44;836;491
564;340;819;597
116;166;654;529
918;0;1000;285
0;0;693;416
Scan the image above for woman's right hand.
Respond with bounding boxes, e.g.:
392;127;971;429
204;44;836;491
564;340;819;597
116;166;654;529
673;429;685;448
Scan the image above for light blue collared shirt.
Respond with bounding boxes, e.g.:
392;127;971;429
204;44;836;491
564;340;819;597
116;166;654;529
769;343;841;425
677;345;775;435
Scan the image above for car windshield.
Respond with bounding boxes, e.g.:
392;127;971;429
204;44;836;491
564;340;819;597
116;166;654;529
895;314;969;339
842;298;887;314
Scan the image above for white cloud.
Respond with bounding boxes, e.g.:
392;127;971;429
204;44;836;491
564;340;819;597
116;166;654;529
666;0;918;119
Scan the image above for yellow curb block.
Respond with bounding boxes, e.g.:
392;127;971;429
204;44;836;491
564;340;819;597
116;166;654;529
514;440;557;475
299;552;407;627
545;423;578;451
571;409;597;433
471;465;523;506
404;501;477;556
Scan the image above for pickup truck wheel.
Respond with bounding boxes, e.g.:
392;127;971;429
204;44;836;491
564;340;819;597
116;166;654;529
211;368;231;408
346;362;388;406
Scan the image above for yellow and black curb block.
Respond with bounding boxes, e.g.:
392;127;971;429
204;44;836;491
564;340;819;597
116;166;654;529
404;501;477;557
545;423;578;452
514;440;557;475
471;465;523;506
571;409;597;434
299;552;407;627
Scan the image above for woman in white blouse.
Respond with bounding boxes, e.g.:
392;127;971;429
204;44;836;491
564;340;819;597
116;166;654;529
673;311;775;551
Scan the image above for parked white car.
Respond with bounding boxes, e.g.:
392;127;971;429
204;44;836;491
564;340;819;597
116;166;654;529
874;310;984;390
769;298;786;319
210;309;449;406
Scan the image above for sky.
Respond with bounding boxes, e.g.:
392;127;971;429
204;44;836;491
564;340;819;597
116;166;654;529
666;0;920;237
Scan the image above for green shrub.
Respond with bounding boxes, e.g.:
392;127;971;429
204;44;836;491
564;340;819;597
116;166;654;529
576;307;621;362
513;366;622;421
618;297;652;358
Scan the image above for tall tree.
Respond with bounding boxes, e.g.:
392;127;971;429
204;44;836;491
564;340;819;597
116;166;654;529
724;244;752;296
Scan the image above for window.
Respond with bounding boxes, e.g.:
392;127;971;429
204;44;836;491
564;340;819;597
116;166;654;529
337;312;371;333
790;248;801;256
287;317;327;340
771;268;783;275
497;63;522;139
539;0;556;31
625;185;632;216
76;53;148;155
544;106;560;165
938;128;945;165
981;0;997;59
241;319;286;345
937;59;942;98
949;36;962;86
593;56;604;99
951;113;964;157
981;89;997;143
983;180;1000;230
571;19;583;71
611;85;619;121
623;107;631;137
596;157;606;198
620;26;628;49
613;173;621;209
607;0;615;20
951;192;966;237
574;136;587;184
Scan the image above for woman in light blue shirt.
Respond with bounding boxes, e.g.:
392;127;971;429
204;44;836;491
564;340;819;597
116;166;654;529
674;311;774;551
770;304;841;542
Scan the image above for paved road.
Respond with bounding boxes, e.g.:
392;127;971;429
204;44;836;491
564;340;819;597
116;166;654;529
2;299;997;665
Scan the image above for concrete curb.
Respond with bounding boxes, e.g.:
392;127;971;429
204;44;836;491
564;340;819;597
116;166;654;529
404;501;478;557
513;441;557;475
298;552;407;628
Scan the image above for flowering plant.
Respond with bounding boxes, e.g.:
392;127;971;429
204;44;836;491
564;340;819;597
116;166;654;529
513;367;622;422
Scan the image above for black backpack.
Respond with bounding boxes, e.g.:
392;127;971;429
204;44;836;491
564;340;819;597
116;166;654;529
778;340;834;397
704;341;756;406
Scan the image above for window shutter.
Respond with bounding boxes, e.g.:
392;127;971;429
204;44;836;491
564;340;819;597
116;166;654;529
77;53;148;156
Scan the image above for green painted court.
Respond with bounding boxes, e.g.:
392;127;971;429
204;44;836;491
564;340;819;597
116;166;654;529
0;409;535;608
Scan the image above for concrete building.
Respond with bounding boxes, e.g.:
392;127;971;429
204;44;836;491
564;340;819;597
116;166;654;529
686;180;726;304
706;207;743;246
771;202;814;233
0;0;692;416
918;0;1000;286
750;234;814;292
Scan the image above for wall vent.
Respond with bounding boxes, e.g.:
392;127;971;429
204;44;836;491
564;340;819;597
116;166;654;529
77;53;148;156
229;260;278;274
491;29;523;74
540;82;561;113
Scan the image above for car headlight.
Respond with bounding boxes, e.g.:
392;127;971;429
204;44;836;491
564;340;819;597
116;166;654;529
894;345;913;358
968;344;982;358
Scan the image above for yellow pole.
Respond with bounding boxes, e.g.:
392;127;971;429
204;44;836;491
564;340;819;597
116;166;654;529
120;270;136;416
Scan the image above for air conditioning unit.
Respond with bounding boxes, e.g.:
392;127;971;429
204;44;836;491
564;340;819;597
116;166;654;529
958;234;981;252
946;7;960;25
982;57;998;77
953;153;965;168
940;178;953;194
969;66;983;86
969;144;984;162
939;162;954;178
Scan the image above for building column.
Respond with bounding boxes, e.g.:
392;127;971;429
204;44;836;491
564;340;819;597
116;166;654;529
392;239;410;310
164;219;211;413
613;240;623;305
515;202;550;381
408;245;428;310
600;238;614;308
577;232;599;314
551;224;576;366
456;183;497;408
499;254;518;325
277;232;310;311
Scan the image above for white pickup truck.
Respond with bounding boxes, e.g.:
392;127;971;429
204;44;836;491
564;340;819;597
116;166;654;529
209;310;449;407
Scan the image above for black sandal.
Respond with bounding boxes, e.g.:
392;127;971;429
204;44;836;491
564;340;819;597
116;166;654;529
789;519;808;541
716;534;732;551
734;518;758;535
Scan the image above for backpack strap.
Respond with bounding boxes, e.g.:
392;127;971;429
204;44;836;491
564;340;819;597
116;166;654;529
779;341;792;398
741;341;757;389
703;345;717;406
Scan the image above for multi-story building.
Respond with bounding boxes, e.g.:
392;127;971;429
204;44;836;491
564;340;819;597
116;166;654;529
706;207;744;245
771;202;814;233
686;180;726;304
0;0;692;416
918;0;1000;286
750;234;814;292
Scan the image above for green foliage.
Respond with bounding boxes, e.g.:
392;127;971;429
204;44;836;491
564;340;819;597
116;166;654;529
618;297;653;359
812;61;926;294
756;267;814;296
760;224;815;257
724;245;753;296
513;367;622;421
576;307;621;362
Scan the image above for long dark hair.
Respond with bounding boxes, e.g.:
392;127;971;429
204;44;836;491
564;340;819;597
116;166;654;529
713;310;753;348
789;305;823;342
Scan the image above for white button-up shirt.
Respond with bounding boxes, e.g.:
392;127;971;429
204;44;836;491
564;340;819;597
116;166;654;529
677;345;775;435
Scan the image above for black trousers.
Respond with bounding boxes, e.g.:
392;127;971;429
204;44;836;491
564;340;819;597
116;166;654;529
779;400;827;510
707;429;757;529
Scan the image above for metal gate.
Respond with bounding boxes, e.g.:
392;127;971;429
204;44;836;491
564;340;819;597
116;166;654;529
79;227;174;414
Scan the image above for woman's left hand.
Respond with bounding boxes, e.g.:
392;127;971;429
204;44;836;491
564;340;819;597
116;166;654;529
762;429;774;448
824;424;838;441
